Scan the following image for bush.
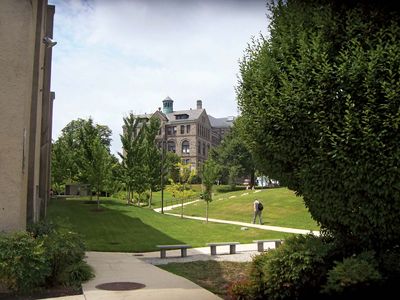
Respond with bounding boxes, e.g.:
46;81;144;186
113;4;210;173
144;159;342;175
226;279;256;300
322;251;382;297
27;219;57;238
58;261;94;288
42;231;87;285
0;232;50;293
0;220;94;294
251;234;336;300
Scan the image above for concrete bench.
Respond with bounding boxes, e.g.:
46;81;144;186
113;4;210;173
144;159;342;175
206;242;240;255
253;239;283;252
156;244;192;258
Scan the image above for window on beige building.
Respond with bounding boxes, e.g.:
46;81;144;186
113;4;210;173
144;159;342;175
182;140;190;154
186;124;190;133
180;125;185;134
198;141;201;154
167;141;176;152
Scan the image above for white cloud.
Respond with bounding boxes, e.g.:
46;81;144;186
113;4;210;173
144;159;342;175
49;0;268;155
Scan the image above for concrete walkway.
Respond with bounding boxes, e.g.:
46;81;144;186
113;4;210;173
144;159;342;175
80;251;220;300
155;201;320;236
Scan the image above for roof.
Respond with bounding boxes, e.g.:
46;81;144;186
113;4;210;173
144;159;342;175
208;115;235;128
165;108;205;123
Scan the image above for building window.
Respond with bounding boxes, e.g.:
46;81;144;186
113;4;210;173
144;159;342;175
202;142;206;155
186;124;190;133
198;141;201;154
180;125;185;134
172;126;177;135
167;141;176;153
167;127;172;136
182;158;190;165
182;140;190;154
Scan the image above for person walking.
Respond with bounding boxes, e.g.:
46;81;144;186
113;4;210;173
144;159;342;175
252;199;263;224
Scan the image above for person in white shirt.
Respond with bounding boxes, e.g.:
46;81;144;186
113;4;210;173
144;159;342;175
252;199;263;224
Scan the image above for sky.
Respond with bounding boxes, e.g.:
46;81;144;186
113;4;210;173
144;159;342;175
49;0;269;156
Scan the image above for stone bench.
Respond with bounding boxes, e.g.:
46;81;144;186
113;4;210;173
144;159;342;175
156;244;192;258
253;239;283;252
206;242;240;255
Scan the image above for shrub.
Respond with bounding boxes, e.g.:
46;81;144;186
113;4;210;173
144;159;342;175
42;231;87;285
58;261;94;288
0;222;94;294
251;234;336;300
0;232;50;293
322;251;382;297
226;279;256;300
27;219;57;238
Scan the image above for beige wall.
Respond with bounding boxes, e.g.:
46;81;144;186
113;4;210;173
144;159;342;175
0;0;53;232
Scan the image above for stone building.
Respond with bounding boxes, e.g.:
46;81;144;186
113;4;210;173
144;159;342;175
0;0;56;232
134;97;234;170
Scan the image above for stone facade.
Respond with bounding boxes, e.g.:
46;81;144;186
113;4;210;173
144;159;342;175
135;97;234;170
0;0;55;232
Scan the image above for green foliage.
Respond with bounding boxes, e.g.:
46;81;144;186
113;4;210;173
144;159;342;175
250;235;336;300
211;123;255;186
51;118;113;189
226;279;256;300
0;222;93;294
322;251;382;296
0;232;50;293
42;231;87;286
58;261;94;288
201;159;220;202
119;113;146;203
237;0;400;250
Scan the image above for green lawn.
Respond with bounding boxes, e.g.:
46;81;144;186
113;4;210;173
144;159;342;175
47;198;292;252
167;187;320;230
158;261;251;298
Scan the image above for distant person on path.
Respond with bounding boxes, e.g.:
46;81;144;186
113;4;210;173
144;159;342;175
252;199;263;224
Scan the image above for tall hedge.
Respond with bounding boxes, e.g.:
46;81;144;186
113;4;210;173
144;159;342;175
237;0;400;250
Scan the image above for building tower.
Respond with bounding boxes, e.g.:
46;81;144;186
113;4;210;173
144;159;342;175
162;96;174;114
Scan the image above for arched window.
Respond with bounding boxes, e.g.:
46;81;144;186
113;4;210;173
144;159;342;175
182;140;190;154
167;141;176;153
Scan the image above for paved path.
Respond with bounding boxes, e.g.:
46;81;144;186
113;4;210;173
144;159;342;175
155;202;320;236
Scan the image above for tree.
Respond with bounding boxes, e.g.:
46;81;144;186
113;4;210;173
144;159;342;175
78;118;114;204
51;118;113;192
237;0;400;251
210;120;256;188
142;117;161;207
167;162;196;218
118;113;145;204
201;159;220;223
81;136;112;208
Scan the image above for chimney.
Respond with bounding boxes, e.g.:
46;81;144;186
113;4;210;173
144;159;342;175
196;100;202;109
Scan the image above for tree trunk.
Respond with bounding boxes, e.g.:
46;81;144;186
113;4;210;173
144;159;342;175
149;188;152;208
181;198;184;218
96;183;100;210
206;201;209;223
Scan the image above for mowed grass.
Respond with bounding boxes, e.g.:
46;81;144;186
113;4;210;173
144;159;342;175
168;187;320;230
158;261;252;298
47;198;293;252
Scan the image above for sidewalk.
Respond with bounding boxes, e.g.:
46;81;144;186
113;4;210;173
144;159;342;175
41;243;272;300
81;251;220;300
155;201;320;236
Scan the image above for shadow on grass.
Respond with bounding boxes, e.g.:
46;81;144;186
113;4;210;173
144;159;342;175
47;198;185;253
